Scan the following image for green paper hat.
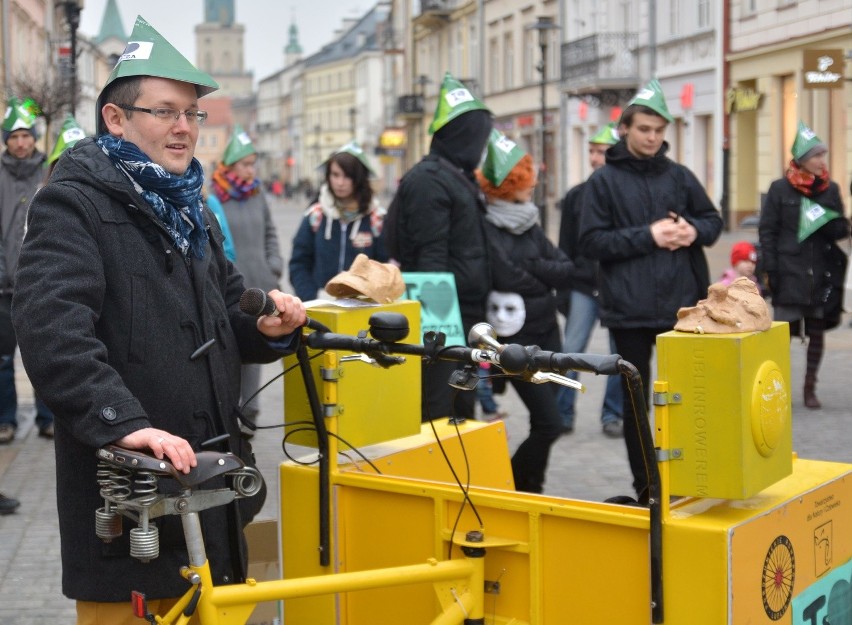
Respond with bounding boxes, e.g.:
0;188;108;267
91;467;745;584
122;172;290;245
222;125;256;166
798;196;841;243
589;122;619;145
626;79;673;123
325;140;376;176
480;130;526;187
428;72;490;135
791;121;826;162
2;97;37;133
47;114;86;165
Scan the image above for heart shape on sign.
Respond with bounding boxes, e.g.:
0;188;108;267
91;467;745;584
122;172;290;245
420;280;456;320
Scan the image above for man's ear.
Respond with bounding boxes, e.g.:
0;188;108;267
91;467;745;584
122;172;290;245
101;104;125;136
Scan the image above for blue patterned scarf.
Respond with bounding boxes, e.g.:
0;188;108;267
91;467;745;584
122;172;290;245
97;134;208;259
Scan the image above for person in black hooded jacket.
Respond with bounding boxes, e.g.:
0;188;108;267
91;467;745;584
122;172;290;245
390;74;493;421
579;80;722;502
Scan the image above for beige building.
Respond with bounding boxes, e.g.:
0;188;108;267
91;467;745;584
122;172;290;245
195;0;253;99
727;0;851;226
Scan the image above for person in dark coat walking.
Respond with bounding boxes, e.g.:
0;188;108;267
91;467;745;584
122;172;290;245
476;132;572;493
388;73;493;421
758;121;849;409
579;80;723;502
11;17;306;624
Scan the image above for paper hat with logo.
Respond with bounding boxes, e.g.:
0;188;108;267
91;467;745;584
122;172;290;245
325;140;376;176
798;197;840;243
625;78;673;123
3;97;38;142
480;130;527;187
223;125;256;166
47;114;86;165
791;121;827;164
429;72;491;135
97;15;218;133
589;122;620;145
325;254;405;304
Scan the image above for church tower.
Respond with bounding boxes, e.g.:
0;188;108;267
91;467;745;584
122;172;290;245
284;21;303;67
194;0;253;98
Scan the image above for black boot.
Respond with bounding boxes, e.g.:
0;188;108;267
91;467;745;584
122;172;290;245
804;376;821;409
0;493;20;515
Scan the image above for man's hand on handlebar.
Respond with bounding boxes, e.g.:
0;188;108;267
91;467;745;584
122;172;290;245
114;428;197;474
256;290;307;337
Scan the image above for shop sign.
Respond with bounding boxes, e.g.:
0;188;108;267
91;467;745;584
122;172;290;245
725;87;762;114
802;49;843;90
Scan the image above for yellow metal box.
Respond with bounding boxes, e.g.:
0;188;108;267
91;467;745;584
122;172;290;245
656;321;792;499
284;300;421;448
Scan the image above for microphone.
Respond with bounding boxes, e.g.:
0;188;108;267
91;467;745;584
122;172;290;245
239;288;331;333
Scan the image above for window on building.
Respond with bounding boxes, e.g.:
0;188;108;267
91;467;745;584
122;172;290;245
469;22;479;85
489;37;500;92
524;29;535;84
504;33;514;89
698;0;710;29
669;0;680;36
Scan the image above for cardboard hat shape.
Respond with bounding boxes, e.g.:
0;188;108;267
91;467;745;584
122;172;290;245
480;129;527;187
2;97;37;134
223;125;256;166
323;140;376;177
589;122;620;145
791;121;827;163
47;114;86;165
97;15;218;133
625;79;673;123
325;254;405;304
428;72;490;135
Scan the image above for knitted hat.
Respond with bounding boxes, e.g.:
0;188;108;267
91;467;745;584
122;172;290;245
791;121;827;164
97;15;218;133
324;140;376;177
47;114;86;165
730;241;757;266
428;72;491;135
325;254;405;304
2;97;38;143
625;79;673;123
479;130;526;187
589;122;620;145
222;125;255;166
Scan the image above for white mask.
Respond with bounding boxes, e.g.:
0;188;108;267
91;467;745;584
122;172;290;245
486;291;526;337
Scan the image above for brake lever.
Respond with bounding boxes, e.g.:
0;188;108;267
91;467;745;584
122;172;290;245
340;354;380;366
530;371;585;391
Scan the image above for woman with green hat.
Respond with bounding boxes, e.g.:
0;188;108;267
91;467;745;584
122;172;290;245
208;125;283;433
759;121;849;409
288;141;388;301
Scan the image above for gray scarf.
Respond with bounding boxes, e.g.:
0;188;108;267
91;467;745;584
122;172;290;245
484;199;540;235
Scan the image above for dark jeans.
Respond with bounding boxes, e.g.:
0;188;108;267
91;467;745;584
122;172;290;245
609;327;666;499
509;379;563;494
421;360;476;422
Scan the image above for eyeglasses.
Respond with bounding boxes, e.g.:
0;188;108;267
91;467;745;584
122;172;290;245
118;105;208;126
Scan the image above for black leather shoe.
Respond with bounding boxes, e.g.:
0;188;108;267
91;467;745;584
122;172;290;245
38;423;55;439
0;493;20;515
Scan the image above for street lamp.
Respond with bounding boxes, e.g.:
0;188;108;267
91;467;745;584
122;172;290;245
59;0;83;117
527;16;560;234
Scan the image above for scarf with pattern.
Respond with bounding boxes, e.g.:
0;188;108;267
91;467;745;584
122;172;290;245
97;134;208;259
211;162;260;202
785;159;830;197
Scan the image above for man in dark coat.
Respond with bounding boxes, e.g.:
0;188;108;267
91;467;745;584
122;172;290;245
11;16;305;623
579;79;723;502
390;73;493;421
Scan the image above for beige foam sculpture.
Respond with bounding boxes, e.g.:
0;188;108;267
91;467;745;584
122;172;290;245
674;277;771;334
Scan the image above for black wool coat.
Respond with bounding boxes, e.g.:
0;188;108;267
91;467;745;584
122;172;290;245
12;138;295;601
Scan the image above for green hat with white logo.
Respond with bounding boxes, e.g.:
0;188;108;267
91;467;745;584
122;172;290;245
2;97;38;141
47;114;86;165
480;130;526;187
326;140;376;176
625;79;673;123
589;122;620;145
222;125;256;166
428;72;491;135
791;121;827;163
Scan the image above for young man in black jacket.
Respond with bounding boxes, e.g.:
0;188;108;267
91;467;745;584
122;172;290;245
579;80;723;501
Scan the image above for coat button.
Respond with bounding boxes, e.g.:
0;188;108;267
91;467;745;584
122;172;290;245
101;407;117;421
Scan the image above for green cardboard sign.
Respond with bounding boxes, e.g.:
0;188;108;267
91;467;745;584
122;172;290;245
401;272;465;346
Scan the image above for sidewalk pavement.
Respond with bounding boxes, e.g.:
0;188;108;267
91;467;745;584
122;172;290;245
2;219;851;623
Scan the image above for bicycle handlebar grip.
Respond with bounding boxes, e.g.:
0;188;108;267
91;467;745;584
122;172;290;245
532;351;623;375
306;332;375;352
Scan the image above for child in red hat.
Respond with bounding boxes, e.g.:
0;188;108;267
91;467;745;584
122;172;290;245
719;240;760;292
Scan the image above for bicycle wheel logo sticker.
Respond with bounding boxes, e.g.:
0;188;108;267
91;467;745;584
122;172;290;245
762;534;795;620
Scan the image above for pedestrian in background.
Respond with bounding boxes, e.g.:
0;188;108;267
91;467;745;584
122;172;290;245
759;121;849;409
208;125;283;433
718;240;760;290
386;73;493;422
476;131;571;494
11;17;306;624
579;79;723;502
289;141;386;301
556;122;624;439
0;97;54;443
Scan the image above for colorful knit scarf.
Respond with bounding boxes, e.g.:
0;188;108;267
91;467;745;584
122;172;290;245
785;160;830;197
97;134;208;259
211;162;260;202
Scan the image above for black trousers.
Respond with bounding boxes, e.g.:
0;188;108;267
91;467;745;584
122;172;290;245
509;378;562;493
